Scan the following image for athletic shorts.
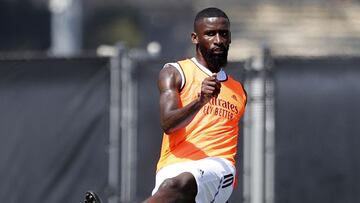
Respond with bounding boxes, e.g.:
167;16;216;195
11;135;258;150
151;157;236;203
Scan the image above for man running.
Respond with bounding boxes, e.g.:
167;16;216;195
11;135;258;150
144;7;247;203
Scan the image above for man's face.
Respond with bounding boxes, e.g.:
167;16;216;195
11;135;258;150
193;17;231;69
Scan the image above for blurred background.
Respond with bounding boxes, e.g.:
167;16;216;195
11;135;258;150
2;0;360;58
1;0;360;203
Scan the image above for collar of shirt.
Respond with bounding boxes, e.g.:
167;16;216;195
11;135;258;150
191;57;215;76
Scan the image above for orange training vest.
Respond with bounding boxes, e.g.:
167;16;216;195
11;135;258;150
156;58;247;171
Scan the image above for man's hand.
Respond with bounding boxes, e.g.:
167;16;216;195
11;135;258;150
199;74;221;104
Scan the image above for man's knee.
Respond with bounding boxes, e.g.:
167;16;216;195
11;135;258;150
159;178;180;191
158;172;197;197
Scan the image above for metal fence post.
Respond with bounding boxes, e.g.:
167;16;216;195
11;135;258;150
119;48;138;203
263;48;275;203
108;44;125;203
242;46;275;203
108;44;162;203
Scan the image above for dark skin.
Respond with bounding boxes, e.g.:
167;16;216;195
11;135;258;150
144;16;231;203
160;16;231;134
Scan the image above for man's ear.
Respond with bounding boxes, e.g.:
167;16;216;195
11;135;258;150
191;32;198;44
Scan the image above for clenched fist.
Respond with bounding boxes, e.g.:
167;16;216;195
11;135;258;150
198;73;221;104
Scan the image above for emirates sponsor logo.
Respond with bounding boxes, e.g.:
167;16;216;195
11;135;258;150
208;97;238;114
202;98;239;120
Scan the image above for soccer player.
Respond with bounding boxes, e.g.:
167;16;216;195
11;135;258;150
144;7;247;203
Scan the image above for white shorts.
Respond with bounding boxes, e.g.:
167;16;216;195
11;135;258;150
151;157;236;203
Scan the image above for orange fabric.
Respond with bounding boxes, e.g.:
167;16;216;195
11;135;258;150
156;59;247;171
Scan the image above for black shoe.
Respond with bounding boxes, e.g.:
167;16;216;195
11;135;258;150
84;191;102;203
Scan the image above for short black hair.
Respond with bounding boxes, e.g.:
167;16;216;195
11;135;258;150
194;7;229;29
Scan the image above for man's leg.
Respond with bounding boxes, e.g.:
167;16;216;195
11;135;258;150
143;172;197;203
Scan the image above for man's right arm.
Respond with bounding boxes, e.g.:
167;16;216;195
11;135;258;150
158;64;220;134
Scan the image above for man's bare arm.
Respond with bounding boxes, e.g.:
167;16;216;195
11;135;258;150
158;64;220;134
